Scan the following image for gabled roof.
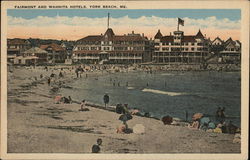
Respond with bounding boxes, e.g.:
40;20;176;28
154;29;163;39
224;40;236;48
195;29;204;39
212;37;223;43
23;47;48;54
78;36;103;42
104;28;115;37
235;40;241;46
40;43;65;52
224;37;233;45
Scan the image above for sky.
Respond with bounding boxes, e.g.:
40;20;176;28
7;9;241;41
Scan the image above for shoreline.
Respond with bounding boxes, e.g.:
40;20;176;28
9;62;241;72
6;65;241;153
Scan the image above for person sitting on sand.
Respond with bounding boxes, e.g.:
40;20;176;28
79;100;89;111
50;73;55;78
80;100;85;110
68;96;72;104
62;97;70;104
188;120;199;129
92;138;102;153
117;125;127;134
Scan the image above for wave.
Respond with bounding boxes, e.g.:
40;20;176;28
161;73;173;76
127;87;135;90
142;88;185;96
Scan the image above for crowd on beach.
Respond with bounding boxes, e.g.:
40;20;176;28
7;64;241;153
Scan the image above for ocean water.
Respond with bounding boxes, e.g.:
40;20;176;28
61;71;241;127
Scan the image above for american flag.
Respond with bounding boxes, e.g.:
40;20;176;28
178;18;184;26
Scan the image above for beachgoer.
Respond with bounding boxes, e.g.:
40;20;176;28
123;104;129;114
80;100;86;110
188;120;199;129
75;68;79;78
68;96;72;104
62;97;70;104
115;103;124;114
216;107;223;122
103;93;109;108
221;107;226;119
40;74;43;79
59;71;63;78
47;78;51;86
92;138;102;153
185;110;188;122
50;73;55;78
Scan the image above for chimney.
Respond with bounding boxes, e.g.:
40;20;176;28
170;32;172;36
132;31;134;34
142;33;144;37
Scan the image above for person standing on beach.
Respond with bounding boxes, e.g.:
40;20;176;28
103;93;109;108
47;77;51;86
75;68;79;78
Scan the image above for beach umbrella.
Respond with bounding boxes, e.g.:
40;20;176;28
54;96;62;102
119;114;132;122
133;124;145;134
162;115;173;125
200;117;210;125
192;113;203;121
208;122;216;129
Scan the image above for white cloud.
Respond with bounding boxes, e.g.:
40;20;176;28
8;15;240;30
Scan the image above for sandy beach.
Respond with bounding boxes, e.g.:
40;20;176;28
7;65;240;153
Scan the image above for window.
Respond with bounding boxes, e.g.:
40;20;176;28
191;43;195;46
191;48;195;51
162;47;169;51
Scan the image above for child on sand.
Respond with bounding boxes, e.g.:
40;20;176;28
79;100;89;111
80;100;85;110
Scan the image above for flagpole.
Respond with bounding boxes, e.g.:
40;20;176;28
177;21;179;31
108;13;110;29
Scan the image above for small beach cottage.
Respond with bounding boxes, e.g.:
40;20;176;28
13;47;48;65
